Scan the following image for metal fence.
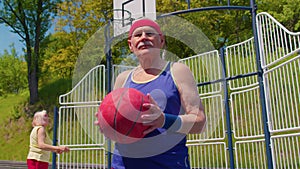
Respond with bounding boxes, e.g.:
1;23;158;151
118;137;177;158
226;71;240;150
56;12;300;169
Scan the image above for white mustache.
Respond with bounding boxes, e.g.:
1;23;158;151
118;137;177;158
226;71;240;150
137;41;153;49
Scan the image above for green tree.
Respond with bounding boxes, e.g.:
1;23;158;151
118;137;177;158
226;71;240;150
41;0;113;83
155;0;253;54
0;0;59;104
258;0;300;31
40;32;74;82
0;45;27;95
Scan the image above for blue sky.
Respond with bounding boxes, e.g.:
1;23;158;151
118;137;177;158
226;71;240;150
0;24;24;56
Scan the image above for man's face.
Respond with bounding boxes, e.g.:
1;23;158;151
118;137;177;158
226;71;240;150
128;26;164;57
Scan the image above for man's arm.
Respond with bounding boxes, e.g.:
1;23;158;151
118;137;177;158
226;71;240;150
171;62;206;134
142;62;206;134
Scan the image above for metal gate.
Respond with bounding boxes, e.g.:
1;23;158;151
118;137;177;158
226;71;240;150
55;12;300;169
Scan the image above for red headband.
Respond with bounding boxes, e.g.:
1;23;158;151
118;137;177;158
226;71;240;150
128;18;162;38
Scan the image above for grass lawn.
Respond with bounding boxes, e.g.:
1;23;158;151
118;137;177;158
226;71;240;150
0;92;31;161
0;92;28;123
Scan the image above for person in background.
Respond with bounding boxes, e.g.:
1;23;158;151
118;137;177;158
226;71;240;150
27;110;69;169
110;18;206;169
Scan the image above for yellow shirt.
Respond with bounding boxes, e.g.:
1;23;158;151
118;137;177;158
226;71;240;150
27;126;53;163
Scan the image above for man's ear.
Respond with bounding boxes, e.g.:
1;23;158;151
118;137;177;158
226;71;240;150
128;39;133;51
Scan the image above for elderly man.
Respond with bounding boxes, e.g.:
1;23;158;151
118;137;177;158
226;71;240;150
111;18;206;169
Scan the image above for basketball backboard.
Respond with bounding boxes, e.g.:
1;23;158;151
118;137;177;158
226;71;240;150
113;0;156;37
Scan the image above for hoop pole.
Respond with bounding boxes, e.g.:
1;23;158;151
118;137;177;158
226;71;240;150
105;20;113;169
250;0;274;168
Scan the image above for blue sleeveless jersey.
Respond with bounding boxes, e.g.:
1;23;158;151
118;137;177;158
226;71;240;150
112;62;190;169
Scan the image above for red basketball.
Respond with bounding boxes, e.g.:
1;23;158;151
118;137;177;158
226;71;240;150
96;88;150;144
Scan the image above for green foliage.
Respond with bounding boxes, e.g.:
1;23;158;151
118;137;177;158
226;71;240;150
156;0;254;50
157;0;188;12
41;0;113;82
0;116;32;161
39;78;72;106
0;46;27;96
111;38;134;65
0;92;28;123
40;32;75;81
0;92;30;161
56;0;112;35
0;0;62;104
258;0;300;31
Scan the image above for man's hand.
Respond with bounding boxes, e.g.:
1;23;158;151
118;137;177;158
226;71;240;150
141;94;165;134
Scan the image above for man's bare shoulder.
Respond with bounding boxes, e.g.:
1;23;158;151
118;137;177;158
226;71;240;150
116;69;132;79
172;62;193;75
114;69;133;89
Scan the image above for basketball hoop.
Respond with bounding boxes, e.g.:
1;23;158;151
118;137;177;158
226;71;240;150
113;9;133;26
113;9;133;37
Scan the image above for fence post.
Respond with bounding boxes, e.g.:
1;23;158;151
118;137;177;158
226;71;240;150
220;47;235;169
52;106;58;169
250;0;273;168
